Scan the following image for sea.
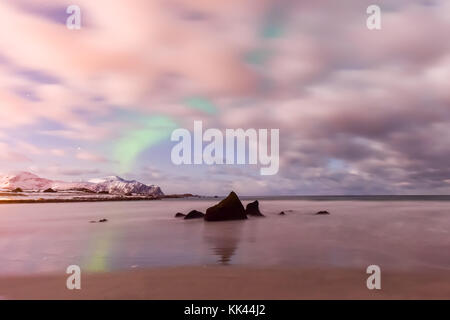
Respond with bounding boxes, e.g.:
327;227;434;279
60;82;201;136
0;196;449;275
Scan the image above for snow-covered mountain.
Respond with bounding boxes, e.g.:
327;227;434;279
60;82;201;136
86;176;163;196
0;172;54;190
0;171;164;196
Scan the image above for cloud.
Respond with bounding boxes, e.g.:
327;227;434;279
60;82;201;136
15;141;43;155
1;0;450;194
50;149;65;157
53;168;102;176
28;165;102;177
76;151;107;163
0;142;31;162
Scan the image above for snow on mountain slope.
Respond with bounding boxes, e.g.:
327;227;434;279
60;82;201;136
0;172;164;196
0;172;53;190
87;176;164;196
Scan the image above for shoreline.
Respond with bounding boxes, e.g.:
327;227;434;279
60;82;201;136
0;266;449;300
3;194;450;205
0;196;162;204
0;194;203;204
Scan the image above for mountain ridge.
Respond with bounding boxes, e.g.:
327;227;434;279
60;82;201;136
0;171;164;196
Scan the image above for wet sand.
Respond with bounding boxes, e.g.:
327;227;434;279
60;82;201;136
0;266;449;300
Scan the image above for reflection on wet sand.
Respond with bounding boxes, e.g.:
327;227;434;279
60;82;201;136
212;247;235;265
203;221;244;265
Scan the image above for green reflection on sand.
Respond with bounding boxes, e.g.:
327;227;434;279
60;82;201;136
83;229;115;272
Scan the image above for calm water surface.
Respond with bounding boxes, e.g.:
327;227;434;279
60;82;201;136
0;199;449;275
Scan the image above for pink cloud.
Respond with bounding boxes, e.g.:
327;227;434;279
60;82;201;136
0;0;450;194
0;142;31;162
50;149;65;157
76;151;107;163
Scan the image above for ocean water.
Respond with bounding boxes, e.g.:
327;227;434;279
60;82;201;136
0;198;449;275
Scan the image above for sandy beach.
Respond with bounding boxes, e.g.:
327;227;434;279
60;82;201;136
1;266;449;300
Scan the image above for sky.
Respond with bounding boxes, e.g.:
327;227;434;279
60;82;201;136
0;0;450;196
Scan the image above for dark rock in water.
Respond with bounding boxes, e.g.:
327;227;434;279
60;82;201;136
316;210;330;215
279;211;285;215
12;188;23;193
91;219;108;223
184;210;205;220
43;188;57;193
245;200;264;217
175;212;186;218
205;191;247;222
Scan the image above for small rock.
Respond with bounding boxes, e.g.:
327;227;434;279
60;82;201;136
245;200;264;217
175;212;186;218
12;188;23;193
99;218;108;222
279;211;285;215
316;210;330;215
43;188;57;193
184;210;205;220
